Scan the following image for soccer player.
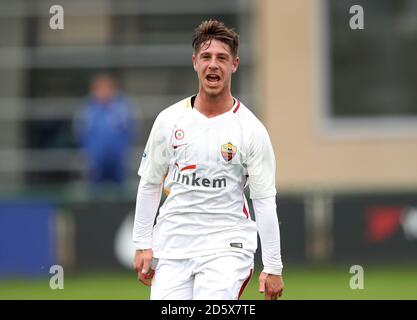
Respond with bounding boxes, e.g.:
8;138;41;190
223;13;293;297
132;20;284;300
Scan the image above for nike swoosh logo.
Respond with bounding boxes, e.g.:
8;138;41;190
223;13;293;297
172;143;188;149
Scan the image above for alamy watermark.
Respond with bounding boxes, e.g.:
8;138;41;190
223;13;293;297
349;265;364;290
49;5;64;30
49;265;64;290
349;5;364;30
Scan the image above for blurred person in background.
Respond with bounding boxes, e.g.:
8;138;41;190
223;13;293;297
76;73;137;190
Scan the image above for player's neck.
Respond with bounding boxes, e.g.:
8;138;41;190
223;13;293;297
194;91;234;118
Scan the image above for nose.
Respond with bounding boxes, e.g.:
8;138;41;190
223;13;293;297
208;57;219;70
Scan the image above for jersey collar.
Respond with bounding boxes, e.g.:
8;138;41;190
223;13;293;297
187;95;240;116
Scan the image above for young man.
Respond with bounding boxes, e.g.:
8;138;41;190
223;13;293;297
133;20;284;300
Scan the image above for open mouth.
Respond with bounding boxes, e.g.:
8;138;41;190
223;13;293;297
206;74;221;83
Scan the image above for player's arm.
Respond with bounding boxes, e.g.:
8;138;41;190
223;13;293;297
132;112;169;286
253;196;284;300
132;178;162;286
246;121;284;300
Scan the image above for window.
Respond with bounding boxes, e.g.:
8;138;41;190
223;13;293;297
328;0;417;119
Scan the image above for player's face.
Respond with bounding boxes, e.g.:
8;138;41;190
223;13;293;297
192;39;239;97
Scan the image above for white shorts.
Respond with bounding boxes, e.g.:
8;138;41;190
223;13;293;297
150;252;254;300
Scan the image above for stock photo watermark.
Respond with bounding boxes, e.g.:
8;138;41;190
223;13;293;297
349;265;364;290
49;265;64;290
349;5;364;30
49;5;64;30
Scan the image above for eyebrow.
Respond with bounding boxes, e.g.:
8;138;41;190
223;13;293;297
199;52;230;58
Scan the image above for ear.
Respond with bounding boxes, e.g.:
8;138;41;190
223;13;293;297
232;56;240;74
192;55;197;71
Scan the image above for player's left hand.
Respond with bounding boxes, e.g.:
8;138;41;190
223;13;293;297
259;272;284;300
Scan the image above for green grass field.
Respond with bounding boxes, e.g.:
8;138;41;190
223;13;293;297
1;265;416;300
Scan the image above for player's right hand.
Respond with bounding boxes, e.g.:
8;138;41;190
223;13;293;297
133;249;154;286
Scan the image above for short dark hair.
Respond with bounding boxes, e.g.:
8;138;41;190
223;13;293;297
192;20;239;57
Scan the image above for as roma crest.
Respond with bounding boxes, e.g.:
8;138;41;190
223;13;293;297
221;142;237;162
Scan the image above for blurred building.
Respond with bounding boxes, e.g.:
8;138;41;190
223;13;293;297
258;0;417;193
1;0;417;275
257;0;417;261
0;0;254;194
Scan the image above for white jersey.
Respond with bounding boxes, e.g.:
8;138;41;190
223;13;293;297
138;96;276;259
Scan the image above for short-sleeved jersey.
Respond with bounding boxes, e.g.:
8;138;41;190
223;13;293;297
138;96;276;259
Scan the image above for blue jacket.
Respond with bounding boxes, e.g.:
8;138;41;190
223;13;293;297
77;94;136;164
